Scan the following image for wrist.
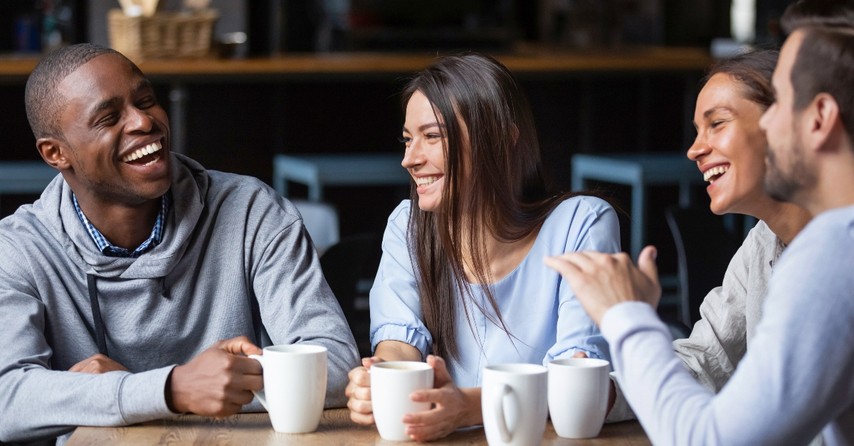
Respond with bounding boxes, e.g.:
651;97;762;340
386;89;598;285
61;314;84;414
166;365;188;414
460;387;483;427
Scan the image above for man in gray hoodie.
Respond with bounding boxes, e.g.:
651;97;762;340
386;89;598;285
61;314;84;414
0;43;360;444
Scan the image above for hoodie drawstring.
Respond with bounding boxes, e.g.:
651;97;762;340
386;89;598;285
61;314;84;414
160;276;170;299
86;274;108;356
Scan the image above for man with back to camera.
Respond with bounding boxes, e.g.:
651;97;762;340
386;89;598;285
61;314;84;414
546;26;854;445
0;43;359;444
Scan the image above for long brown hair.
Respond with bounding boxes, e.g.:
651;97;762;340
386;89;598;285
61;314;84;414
401;53;577;362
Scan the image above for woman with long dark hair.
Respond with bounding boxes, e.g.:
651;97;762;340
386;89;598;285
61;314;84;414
345;53;621;440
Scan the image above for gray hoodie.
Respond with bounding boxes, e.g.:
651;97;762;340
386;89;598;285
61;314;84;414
0;154;359;443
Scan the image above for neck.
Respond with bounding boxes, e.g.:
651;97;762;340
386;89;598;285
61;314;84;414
76;195;162;250
459;223;539;284
755;201;811;245
809;153;854;216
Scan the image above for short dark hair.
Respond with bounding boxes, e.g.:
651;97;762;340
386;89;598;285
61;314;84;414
781;0;854;34
791;27;854;136
702;49;778;111
24;43;121;140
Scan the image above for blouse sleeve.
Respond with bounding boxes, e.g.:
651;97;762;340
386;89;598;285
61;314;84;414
368;201;432;358
546;197;621;363
671;227;762;392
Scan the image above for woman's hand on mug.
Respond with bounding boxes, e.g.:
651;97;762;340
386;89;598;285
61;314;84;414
346;356;383;425
403;355;480;441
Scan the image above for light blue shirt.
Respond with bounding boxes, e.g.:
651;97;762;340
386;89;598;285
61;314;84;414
370;196;621;387
603;204;854;445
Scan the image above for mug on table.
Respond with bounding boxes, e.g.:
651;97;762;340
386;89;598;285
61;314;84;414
548;357;611;439
370;361;434;441
249;344;328;433
481;363;549;446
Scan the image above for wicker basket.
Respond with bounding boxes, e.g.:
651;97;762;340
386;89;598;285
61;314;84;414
107;8;218;61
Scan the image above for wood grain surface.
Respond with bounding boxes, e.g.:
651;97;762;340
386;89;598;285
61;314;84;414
67;408;650;445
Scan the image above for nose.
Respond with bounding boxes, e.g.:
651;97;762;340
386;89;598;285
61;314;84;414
125;106;154;133
759;106;771;132
687;134;710;162
401;139;423;170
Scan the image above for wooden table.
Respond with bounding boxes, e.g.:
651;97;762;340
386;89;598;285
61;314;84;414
66;408;650;445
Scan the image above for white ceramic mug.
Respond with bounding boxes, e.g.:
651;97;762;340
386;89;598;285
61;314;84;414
481;363;548;446
547;358;610;438
370;361;434;441
249;344;327;433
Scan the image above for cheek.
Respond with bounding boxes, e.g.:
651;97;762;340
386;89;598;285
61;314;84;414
153;109;170;128
742;131;768;173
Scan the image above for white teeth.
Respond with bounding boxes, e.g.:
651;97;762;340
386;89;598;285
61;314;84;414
122;141;162;162
703;165;729;183
415;176;439;186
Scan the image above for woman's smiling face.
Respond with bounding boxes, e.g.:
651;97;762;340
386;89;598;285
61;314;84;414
687;73;769;216
401;90;448;212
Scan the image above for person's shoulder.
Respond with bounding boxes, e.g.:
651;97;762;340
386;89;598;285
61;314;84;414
744;219;777;247
387;200;412;224
792;205;854;249
206;168;269;191
0;205;48;263
175;153;270;192
549;195;615;220
773;206;854;282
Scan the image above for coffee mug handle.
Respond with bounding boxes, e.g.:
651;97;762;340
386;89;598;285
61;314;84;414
493;384;513;443
248;354;268;411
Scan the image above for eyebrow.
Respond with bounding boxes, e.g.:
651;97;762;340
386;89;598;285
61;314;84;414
88;79;154;119
692;106;733;129
402;122;445;134
703;106;732;119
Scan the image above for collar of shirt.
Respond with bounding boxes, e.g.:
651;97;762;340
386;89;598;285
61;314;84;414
72;193;170;258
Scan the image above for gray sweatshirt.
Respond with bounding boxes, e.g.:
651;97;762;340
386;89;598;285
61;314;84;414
0;154;359;443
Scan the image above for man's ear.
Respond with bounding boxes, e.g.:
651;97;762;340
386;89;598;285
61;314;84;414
806;93;841;154
36;137;71;171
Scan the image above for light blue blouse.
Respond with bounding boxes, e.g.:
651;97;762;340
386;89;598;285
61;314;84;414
369;196;621;387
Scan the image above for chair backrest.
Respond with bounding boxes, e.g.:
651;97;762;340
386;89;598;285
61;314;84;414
292;199;340;255
319;232;382;357
665;205;742;328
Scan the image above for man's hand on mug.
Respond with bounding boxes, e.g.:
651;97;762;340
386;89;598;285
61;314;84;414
168;336;263;417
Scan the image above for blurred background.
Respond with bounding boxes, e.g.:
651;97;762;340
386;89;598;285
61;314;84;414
0;1;792;330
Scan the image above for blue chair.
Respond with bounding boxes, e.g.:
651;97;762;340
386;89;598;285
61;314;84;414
665;205;741;329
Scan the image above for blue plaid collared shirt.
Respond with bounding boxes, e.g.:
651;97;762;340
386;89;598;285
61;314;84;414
73;193;170;258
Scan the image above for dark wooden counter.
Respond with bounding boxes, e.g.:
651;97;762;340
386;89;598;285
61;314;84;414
0;47;711;82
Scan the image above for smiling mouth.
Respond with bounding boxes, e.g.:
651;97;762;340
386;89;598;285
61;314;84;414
415;176;441;186
123;141;163;165
703;165;729;183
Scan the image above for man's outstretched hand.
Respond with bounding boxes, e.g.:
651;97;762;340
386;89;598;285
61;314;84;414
544;246;661;325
